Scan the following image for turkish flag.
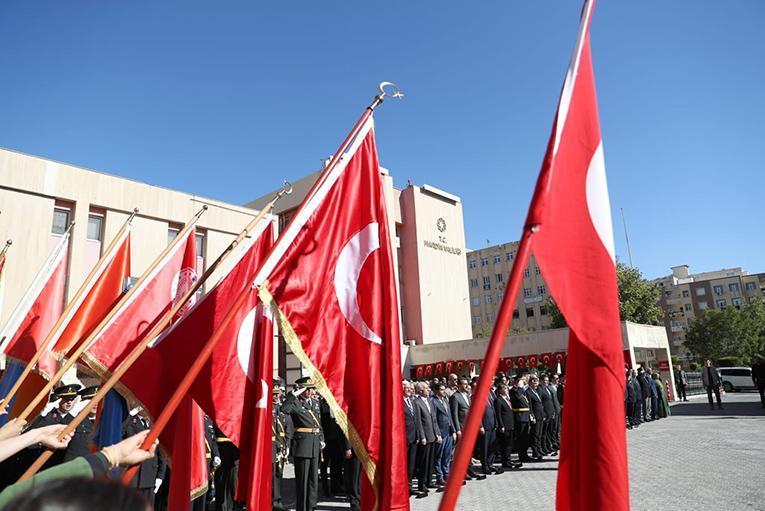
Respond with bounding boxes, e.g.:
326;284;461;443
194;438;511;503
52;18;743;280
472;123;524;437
52;228;131;359
526;1;629;509
2;233;69;378
256;117;409;511
114;220;276;510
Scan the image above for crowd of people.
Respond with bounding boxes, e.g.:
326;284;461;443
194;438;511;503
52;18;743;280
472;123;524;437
401;371;563;500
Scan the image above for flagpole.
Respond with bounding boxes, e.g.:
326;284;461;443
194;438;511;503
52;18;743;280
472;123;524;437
0;211;138;415
119;82;403;484
18;189;290;481
0;240;11;261
438;225;536;511
13;208;206;424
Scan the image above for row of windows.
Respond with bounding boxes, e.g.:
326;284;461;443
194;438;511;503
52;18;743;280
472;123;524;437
469;270;543;290
472;306;549;325
469;252;516;268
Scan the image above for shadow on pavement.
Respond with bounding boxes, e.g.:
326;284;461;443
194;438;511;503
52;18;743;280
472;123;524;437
670;399;764;417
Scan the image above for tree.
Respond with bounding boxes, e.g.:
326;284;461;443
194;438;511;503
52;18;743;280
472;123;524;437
545;261;662;327
684;298;765;363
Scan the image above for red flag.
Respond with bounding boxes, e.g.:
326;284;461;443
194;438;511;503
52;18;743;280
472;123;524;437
255;117;408;510
526;1;629;509
114;220;276;510
1;233;69;378
52;228;131;359
81;227;203;507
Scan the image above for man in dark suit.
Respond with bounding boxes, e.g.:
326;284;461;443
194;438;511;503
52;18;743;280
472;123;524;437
431;382;456;486
630;369;643;426
448;377;485;481
123;409;166;504
402;381;419;495
625;369;638;429
413;381;440;496
494;384;520;468
701;359;723;410
510;376;532;462
539;375;558;456
526;375;545;460
474;382;501;476
638;368;652;421
674;364;689;402
280;377;324;511
340;433;361;511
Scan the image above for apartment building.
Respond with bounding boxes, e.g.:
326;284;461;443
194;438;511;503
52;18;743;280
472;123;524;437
466;241;552;337
654;265;765;358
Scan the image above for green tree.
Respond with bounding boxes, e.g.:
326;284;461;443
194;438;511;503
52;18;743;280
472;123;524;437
684;298;765;362
545;262;662;327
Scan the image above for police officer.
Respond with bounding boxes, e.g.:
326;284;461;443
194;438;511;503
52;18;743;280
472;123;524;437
63;385;99;462
272;382;288;511
280;376;324;511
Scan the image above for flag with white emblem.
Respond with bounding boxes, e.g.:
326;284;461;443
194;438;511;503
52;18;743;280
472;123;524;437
255;116;409;511
525;1;629;509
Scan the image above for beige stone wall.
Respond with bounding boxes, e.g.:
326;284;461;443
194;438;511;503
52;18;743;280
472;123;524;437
0;148;270;327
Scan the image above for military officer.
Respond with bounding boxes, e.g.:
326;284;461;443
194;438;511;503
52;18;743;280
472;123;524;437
63;385;99;462
213;425;240;511
272;382;288;511
123;408;166;504
31;384;81;428
280;376;324;511
510;376;533;462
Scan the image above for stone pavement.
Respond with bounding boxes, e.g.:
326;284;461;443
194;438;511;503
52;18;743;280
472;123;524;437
280;392;765;510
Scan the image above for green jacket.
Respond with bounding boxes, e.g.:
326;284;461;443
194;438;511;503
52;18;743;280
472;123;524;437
0;454;105;509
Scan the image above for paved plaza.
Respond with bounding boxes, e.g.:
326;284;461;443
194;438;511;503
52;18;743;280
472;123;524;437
281;392;765;510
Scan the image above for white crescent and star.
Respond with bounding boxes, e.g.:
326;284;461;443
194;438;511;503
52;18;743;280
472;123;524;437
333;222;383;345
236;303;272;381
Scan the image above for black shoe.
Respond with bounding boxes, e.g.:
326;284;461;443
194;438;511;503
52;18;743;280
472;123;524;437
475;474;486;480
549;451;558;457
494;468;505;475
415;491;429;499
409;488;418;497
512;462;523;468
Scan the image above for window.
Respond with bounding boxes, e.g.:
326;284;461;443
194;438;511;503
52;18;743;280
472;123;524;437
195;231;206;273
471;297;480;306
86;214;104;241
52;207;71;235
485;295;493;304
729;283;739;293
684;303;692;311
732;297;741;308
535;266;541;276
524;268;530;278
167;227;180;245
481;258;489;266
512;309;519;319
682;290;690;298
540;306;548;315
472;315;481;324
497;291;504;301
486;313;494;322
493;255;501;264
495;273;503;283
526;307;535;317
469;259;476;269
746;282;757;291
537;285;546;295
506;252;514;261
713;285;724;296
483;276;491;290
523;287;532;298
698;302;708;310
695;287;706;296
470;278;478;288
716;299;727;309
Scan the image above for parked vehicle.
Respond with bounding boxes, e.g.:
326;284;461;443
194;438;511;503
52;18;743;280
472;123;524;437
719;367;755;392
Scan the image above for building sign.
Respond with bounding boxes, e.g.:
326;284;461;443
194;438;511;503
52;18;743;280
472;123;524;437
423;217;462;255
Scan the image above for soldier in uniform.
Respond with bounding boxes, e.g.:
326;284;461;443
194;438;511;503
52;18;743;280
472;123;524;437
510;375;532;463
341;433;361;511
31;384;80;428
202;414;222;510
213;425;240;511
63;385;99;462
123;408;166;504
272;382;288;511
280;376;324;511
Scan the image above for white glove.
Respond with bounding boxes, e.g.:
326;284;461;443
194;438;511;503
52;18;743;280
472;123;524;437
320;441;326;450
154;478;162;494
213;456;221;468
293;387;307;397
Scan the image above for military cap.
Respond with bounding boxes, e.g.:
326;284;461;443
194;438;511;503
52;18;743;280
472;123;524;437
294;376;316;389
51;384;82;401
272;379;284;394
78;385;99;400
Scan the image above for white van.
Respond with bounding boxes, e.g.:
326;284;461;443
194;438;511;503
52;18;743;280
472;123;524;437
719;367;755;392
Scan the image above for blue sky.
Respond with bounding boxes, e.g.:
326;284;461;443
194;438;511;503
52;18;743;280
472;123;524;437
0;1;762;279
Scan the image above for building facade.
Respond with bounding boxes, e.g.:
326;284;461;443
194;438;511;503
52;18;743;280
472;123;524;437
466;241;552;338
654;265;765;359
